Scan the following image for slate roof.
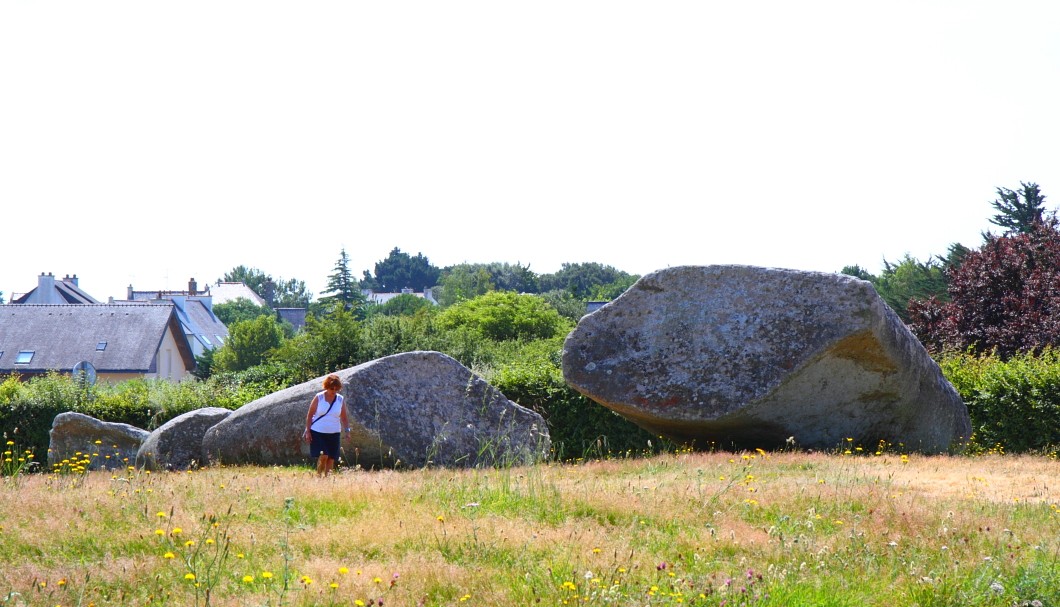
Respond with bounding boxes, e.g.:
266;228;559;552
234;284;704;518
11;274;100;304
0;304;195;375
179;298;229;350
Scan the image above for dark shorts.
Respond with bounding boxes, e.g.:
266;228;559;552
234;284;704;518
310;430;341;460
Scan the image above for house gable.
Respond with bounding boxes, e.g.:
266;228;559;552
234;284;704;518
0;304;196;381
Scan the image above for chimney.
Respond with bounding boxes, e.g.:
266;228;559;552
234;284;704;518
38;272;57;303
127;284;134;300
63;274;79;287
189;278;198;295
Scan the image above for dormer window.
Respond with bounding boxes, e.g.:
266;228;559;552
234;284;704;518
96;341;107;351
15;351;34;364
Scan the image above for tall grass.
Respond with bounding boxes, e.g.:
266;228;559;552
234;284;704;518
1;448;1057;606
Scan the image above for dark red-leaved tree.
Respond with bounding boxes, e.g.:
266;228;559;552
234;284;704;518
908;220;1060;359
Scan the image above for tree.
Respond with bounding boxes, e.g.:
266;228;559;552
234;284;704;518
213;297;271;326
222;266;271;300
271;277;312;308
873;254;950;323
538;263;637;300
269;307;366;381
212;315;286;372
840;265;875;281
364;247;441;292
436;291;572;341
320;249;365;315
371;293;434;317
435;265;494;306
989;182;1049;234
0;290;4;305
908;221;1060;359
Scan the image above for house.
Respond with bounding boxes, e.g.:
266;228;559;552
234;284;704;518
10;272;99;304
362;287;439;306
209;281;269;307
0;304;196;382
120;278;229;358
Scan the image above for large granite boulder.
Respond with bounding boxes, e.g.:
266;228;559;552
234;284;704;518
48;412;149;471
136;407;233;471
562;265;971;453
203;351;551;468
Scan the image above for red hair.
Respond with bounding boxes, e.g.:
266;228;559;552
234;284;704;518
323;374;342;391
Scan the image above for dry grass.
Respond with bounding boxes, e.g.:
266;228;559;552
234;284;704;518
1;450;1058;606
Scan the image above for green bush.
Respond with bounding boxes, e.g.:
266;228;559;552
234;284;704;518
485;339;667;460
0;371;287;461
939;349;1060;452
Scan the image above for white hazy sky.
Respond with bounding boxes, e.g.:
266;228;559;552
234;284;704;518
3;1;1059;302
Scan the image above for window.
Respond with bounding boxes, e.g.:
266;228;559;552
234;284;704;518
215;335;225;345
96;341;107;351
0;351;4;360
199;335;212;347
15;351;34;364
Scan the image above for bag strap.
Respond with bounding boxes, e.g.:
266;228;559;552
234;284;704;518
310;395;338;430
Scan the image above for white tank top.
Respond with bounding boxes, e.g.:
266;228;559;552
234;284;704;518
310;392;344;433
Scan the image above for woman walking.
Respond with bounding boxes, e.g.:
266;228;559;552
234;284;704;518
303;374;350;477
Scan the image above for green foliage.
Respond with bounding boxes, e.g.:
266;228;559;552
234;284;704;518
213;297;271;326
369;293;434;317
437;292;572;342
939;349;1060;452
270;277;312;308
320;248;366;316
0;370;285;459
840;265;874;281
436;265;495;306
363;247;442;292
989;181;1049;234
268;308;367;383
485;339;664;460
538;289;589;322
537;262;638;300
213;315;286;373
873;254;950;322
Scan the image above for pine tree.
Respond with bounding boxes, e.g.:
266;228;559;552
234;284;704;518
320;248;366;315
989;182;1048;234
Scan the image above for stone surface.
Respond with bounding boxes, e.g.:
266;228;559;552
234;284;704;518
562;265;972;453
48;412;149;470
136;407;232;471
203;351;551;468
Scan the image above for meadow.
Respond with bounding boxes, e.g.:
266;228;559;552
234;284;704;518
1;446;1058;607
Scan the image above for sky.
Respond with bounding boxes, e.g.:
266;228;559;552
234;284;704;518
3;1;1060;303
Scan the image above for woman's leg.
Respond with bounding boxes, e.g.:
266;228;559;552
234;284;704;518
316;453;328;476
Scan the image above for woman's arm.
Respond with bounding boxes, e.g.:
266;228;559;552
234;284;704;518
304;395;320;441
340;400;350;433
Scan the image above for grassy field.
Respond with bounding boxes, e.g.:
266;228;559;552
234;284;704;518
1;447;1058;607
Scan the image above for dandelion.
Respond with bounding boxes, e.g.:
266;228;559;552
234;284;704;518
373;576;382;584
355;600;366;606
163;552;175;559
171;528;183;535
57;579;66;587
184;540;195;547
156;512;167;518
436;515;444;523
329;582;339;589
205;539;215;545
154;529;165;536
236;553;245;559
184;573;196;581
301;576;313;585
261;571;274;579
338;567;349;575
242;575;254;583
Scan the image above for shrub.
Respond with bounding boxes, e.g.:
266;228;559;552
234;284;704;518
485;339;666;460
939;349;1060;452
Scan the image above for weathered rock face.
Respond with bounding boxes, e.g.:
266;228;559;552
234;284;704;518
203;351;551;468
562;265;972;453
48;412;149;470
136;407;233;471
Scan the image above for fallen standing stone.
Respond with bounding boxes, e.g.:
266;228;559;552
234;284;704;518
562;265;972;453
